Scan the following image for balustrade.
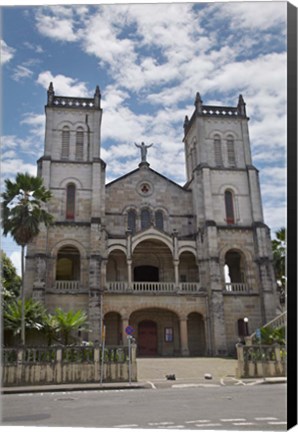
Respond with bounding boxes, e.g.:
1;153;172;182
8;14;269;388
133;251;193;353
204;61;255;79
224;283;249;293
54;280;83;293
133;282;176;293
179;282;200;293
105;281;201;294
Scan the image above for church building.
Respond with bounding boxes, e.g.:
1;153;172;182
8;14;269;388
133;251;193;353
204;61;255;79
24;84;277;356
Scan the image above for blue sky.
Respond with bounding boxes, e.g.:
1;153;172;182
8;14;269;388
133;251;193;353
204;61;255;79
1;1;289;274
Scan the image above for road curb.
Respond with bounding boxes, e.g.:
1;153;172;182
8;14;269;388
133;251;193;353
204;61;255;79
1;382;151;394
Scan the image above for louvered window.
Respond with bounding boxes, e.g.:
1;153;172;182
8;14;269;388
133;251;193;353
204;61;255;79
61;127;70;159
75;127;84;160
227;136;236;166
214;135;223;166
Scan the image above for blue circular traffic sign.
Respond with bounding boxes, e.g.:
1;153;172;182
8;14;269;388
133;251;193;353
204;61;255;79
125;325;135;335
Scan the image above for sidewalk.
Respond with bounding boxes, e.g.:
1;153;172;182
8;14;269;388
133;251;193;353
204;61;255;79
1;381;150;395
1;357;286;394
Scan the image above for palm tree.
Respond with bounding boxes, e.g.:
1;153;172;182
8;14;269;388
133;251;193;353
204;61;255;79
3;298;47;341
54;308;88;345
1;172;53;345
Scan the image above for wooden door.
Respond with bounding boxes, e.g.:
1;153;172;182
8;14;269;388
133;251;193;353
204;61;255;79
138;320;157;356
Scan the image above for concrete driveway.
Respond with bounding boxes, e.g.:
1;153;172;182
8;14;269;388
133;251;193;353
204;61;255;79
137;357;238;386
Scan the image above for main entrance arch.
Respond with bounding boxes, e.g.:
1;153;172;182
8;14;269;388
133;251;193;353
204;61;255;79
138;320;157;356
130;308;180;356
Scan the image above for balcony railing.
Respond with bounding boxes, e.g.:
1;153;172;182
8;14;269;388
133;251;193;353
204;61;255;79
54;280;83;293
105;281;201;294
224;283;249;293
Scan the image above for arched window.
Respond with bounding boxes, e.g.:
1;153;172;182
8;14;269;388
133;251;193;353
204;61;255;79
66;184;76;220
56;246;80;281
214;134;223;166
141;208;151;230
225;250;245;284
155;210;164;231
75;127;84;160
225;190;235;224
61;126;70;159
127;210;136;234
227;135;236;166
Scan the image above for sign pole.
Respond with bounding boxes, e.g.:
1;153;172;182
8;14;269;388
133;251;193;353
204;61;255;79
125;325;135;386
128;335;132;386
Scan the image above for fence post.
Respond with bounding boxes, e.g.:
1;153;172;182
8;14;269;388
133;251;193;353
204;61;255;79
94;346;100;381
17;347;24;384
56;347;62;384
235;343;244;378
274;343;282;375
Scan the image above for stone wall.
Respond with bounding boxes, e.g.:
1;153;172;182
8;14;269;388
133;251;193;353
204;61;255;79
2;345;137;387
236;343;286;378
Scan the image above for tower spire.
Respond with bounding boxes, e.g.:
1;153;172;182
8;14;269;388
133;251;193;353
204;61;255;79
47;82;55;105
194;92;203;114
237;94;246;116
94;85;101;108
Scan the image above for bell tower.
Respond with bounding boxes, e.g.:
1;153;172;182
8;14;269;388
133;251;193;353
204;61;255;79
25;83;106;341
183;93;277;355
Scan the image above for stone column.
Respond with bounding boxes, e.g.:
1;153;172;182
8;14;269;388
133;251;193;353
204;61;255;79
174;260;179;289
127;259;132;290
32;255;47;304
88;254;102;343
179;317;189;356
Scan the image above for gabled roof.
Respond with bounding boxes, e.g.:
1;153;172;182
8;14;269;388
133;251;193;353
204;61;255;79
106;164;189;192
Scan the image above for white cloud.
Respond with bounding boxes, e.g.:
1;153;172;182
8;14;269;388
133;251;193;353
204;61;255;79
20;113;45;139
23;42;44;54
1;158;37;179
1;39;15;64
1;134;42;155
208;2;287;31
12;65;34;82
35;7;79;42
37;71;89;96
263;205;287;233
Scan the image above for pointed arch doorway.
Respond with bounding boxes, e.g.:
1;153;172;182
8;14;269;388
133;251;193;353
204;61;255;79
138;320;157;356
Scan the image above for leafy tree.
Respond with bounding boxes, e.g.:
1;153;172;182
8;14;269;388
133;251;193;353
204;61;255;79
3;298;47;341
271;228;286;304
1;250;21;301
253;326;286;345
1;173;53;345
53;308;88;345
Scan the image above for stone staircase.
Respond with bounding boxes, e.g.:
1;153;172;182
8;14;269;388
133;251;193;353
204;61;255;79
249;311;287;340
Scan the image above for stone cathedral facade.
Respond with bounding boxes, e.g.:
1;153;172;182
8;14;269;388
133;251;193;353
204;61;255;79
24;84;277;356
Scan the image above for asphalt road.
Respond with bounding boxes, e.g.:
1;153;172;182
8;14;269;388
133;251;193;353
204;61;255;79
1;383;287;430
